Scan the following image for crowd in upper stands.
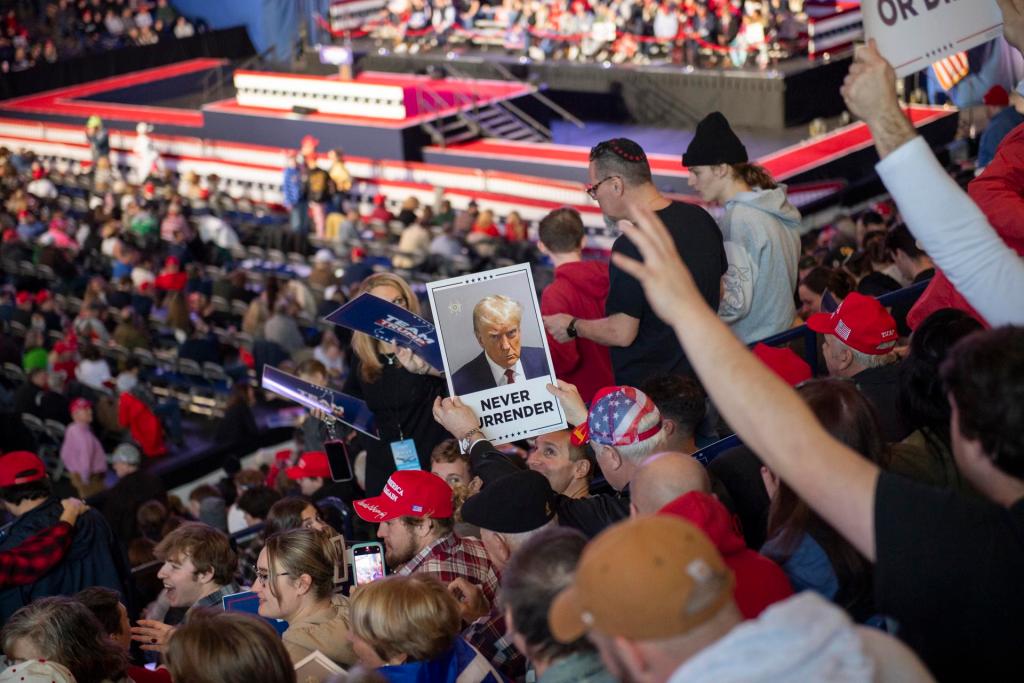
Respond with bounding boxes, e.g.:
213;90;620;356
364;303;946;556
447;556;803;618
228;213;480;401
371;0;806;67
1;0;196;73
0;0;1023;682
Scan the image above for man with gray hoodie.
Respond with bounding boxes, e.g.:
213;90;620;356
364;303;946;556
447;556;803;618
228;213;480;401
684;112;803;343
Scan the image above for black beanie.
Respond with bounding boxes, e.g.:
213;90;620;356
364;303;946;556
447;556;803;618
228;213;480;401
682;111;748;167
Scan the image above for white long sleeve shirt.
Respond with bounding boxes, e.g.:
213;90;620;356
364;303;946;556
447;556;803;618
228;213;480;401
875;136;1024;327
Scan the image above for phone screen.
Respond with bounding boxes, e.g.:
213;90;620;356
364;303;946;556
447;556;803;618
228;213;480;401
324;440;353;482
351;543;386;585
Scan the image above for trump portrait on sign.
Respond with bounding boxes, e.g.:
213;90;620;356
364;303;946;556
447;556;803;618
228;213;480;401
451;294;548;396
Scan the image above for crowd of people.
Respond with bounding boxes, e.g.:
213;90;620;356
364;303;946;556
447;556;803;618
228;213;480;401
363;0;806;67
1;0;197;74
0;1;1023;682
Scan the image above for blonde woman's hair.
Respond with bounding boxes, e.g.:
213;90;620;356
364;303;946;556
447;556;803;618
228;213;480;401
263;527;343;602
166;609;295;683
352;272;419;383
472;294;522;335
349;575;462;663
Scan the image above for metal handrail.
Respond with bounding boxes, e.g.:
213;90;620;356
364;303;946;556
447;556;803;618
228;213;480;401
495;99;551;138
487;60;585;129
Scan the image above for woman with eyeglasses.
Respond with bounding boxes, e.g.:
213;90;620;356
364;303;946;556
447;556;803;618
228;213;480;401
343;272;450;497
252;528;356;667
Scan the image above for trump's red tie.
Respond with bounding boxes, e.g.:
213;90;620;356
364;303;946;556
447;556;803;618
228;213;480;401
504;368;516;384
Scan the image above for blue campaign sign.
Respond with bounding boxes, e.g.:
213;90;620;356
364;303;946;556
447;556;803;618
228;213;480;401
222;590;289;636
261;365;380;440
324;292;444;370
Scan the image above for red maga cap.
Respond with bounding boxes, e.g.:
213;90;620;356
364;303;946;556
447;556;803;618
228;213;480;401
806;292;897;356
354;470;454;523
0;451;47;487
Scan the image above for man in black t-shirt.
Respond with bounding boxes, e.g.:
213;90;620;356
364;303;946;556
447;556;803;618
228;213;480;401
609;202;1024;681
544;138;726;387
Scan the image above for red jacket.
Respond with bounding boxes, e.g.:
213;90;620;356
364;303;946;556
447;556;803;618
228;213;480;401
659;491;794;619
540;261;614;404
118;391;166;457
908;123;1024;329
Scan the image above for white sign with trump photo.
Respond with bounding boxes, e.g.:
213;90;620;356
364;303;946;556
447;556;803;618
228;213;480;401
426;263;567;444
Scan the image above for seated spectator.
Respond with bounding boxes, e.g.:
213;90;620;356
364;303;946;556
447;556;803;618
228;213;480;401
537;207;613;403
433;384;666;538
285;450;352;505
660;491;795;619
264;296;307;358
188;484;227;531
118;378;167;458
354;470;499;602
76;586;172;683
348;574;503;682
235;485;282;584
59;397;107;497
430;438;472;488
455;469;559;679
103;442;166;542
893;309;983;491
547;515;931;681
499;526;615;683
131;522;240;652
264;496;328;536
525;429;594;499
214;381;258;454
253;528;356;666
629;452;711;516
393;221;431;269
0;451;127;623
639;374;707;454
0;497;86;590
807;292;911;441
1;596;131;683
797;266;853;320
164;610;296;683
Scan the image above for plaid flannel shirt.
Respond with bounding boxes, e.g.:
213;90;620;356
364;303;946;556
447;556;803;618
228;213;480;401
464;608;528;681
0;521;73;589
397;533;500;604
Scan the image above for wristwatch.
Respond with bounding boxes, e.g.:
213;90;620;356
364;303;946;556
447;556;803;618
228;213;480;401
567;318;579;339
459;428;485;453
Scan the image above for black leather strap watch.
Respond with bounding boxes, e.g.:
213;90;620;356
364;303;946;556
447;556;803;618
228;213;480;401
567;318;579;339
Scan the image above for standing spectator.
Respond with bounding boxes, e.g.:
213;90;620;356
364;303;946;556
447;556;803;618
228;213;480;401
84;115;109;169
303;141;333;240
118;382;167;458
343;273;449;496
0;451;129;623
102;443;166;543
639;375;706;455
354;470;500;602
977;80;1024;169
59;398;107;497
132;122;160;184
537;207;613;403
544;138;725;386
525;429;594;499
684;112;802;343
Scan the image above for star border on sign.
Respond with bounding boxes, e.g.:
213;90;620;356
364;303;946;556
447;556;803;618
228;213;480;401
448;300;463;316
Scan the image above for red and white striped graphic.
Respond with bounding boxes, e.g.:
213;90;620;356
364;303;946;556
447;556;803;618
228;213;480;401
932;52;969;91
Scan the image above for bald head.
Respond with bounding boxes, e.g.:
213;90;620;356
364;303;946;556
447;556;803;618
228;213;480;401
631;452;711;516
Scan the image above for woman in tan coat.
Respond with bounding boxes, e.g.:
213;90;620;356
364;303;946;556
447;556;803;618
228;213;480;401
252;527;356;667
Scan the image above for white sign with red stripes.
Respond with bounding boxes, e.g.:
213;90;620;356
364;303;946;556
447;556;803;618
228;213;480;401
863;0;1003;77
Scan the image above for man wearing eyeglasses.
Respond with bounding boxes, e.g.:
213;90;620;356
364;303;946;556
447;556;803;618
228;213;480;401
544;138;726;387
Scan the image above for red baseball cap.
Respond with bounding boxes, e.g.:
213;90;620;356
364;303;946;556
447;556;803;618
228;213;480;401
285;451;331;480
751;343;812;386
70;398;93;413
34;290;50;305
806;292;897;356
354;470;454;523
984;84;1010;107
300;134;319;149
0;451;47;487
15;291;31;305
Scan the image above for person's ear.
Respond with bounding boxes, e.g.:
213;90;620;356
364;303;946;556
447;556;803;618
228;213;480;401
294;573;314;597
196;568;215;586
662;418;677;437
572;457;591;481
496;535;513;566
537;241;550;256
611;636;650;679
837;346;854;372
604;446;623;472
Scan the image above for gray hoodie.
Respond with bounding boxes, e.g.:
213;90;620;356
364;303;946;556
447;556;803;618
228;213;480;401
667;592;934;683
718;187;802;343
